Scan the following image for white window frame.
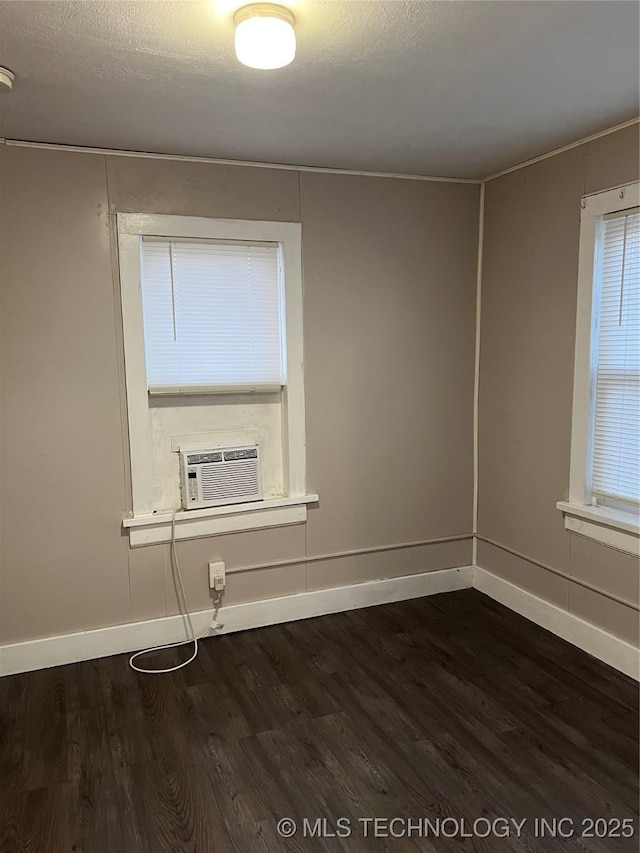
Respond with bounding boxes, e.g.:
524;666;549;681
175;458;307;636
117;213;316;545
558;182;640;556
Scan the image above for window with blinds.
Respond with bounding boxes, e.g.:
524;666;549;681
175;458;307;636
140;239;285;394
589;208;640;511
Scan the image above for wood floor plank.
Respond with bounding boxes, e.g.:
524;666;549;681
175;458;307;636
553;651;639;714
469;666;639;811
0;672;28;792
16;784;67;853
115;759;232;853
102;661;157;771
0;785;20;853
60;775;126;853
22;669;67;791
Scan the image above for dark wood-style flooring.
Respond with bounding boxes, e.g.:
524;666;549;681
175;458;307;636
0;589;638;852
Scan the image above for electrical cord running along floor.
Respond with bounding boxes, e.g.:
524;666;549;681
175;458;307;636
0;590;637;853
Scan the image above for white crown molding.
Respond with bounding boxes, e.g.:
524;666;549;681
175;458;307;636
3;117;636;185
484;116;640;182
0;138;480;184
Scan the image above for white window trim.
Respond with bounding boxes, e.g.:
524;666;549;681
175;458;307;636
117;213;312;539
561;182;640;556
122;494;319;547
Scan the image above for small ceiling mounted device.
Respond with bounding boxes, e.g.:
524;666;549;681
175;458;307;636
0;66;14;92
234;3;296;70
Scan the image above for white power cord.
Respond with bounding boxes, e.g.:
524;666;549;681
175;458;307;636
129;511;222;675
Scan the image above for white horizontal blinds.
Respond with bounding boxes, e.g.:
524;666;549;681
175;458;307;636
140;239;284;393
590;209;640;507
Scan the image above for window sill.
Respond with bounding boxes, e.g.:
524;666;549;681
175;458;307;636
123;494;319;547
556;501;639;556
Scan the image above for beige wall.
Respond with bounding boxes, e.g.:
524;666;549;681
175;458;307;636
2;128;637;653
477;124;640;645
0;146;478;644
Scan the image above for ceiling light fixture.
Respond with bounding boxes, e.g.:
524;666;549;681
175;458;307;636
234;3;296;70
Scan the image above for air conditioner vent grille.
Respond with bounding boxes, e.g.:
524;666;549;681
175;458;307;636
180;445;262;509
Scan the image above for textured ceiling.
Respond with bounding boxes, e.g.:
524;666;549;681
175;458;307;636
0;1;638;178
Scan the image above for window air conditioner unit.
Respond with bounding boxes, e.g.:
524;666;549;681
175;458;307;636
180;446;263;509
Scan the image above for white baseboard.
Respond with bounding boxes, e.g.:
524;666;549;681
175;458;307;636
473;567;640;681
0;565;473;677
4;564;635;680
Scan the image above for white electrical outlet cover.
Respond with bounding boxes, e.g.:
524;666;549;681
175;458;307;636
208;561;225;589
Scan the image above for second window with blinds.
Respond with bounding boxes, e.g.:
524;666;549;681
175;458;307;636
117;214;309;539
560;181;640;554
